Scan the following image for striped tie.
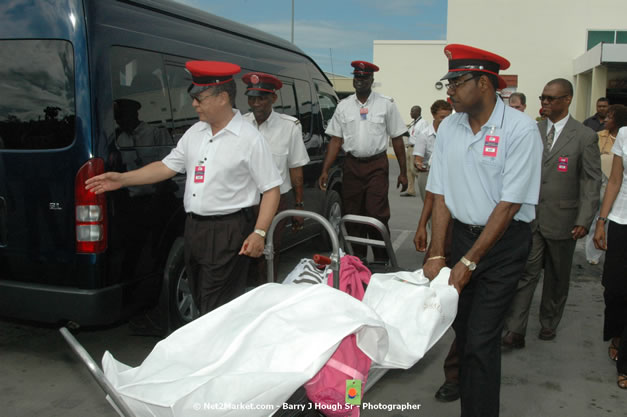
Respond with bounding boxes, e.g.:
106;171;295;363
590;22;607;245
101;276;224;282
546;125;556;152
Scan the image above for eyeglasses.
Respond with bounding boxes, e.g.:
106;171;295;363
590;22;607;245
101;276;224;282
445;75;479;91
190;92;210;103
538;95;568;103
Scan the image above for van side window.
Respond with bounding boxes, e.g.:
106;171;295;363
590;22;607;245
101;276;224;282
164;64;197;142
294;80;313;140
275;83;298;118
109;47;173;151
0;40;75;150
313;81;338;134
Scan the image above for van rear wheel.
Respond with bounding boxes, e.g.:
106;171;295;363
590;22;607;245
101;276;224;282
164;237;198;329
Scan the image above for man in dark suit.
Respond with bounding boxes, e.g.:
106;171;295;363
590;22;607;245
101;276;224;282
503;78;601;348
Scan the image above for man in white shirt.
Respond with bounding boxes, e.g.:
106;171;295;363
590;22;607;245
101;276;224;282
402;105;428;197
242;72;310;281
317;60;407;261
86;61;281;315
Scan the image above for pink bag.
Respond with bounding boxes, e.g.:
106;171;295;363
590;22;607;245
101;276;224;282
304;255;372;417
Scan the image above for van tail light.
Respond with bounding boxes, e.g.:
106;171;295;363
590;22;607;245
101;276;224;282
75;158;107;253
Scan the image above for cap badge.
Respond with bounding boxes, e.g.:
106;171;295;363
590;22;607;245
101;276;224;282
358;62;365;69
444;49;453;60
250;74;260;84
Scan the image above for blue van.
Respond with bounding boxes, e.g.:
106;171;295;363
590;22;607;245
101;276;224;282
0;0;343;327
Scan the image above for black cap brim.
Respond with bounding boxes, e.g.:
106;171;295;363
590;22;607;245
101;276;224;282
245;89;273;97
440;70;474;81
188;84;210;96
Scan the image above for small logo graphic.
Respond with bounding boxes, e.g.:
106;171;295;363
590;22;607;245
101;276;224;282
345;379;362;405
250;74;260;84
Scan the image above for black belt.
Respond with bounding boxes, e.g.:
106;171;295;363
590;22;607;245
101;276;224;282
455;220;485;235
188;207;253;221
455;219;527;235
346;151;387;163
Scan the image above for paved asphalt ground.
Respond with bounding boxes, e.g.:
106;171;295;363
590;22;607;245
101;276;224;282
2;160;626;416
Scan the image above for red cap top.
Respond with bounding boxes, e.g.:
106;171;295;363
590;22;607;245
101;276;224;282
242;72;283;96
351;60;379;76
185;61;241;87
441;44;510;90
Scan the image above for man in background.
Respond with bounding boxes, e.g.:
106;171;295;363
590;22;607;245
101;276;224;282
584;97;609;132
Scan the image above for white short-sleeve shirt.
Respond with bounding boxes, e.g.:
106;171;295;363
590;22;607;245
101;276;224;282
243;110;310;195
408;117;429;146
325;91;406;157
608;126;627;225
413;122;437;166
162;110;282;215
427;97;543;225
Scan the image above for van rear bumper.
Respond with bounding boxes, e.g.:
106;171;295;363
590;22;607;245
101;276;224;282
0;280;127;326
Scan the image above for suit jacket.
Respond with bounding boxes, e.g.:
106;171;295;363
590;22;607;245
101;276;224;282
534;116;601;240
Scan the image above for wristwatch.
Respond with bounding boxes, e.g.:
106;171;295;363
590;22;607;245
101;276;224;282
460;256;477;271
295;201;305;208
254;229;266;239
597;216;608;223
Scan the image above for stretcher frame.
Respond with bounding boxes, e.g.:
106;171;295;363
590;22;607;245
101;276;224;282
59;210;397;417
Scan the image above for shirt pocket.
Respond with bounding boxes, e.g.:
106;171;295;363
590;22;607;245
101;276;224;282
367;113;386;136
271;151;289;180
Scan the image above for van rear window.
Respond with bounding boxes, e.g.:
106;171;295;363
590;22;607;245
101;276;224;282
0;40;75;150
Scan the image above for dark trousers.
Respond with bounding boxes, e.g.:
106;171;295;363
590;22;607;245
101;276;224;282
602;221;627;375
443;338;459;384
342;153;390;260
184;210;254;316
451;220;532;417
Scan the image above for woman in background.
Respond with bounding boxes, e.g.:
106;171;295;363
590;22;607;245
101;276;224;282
587;105;627;264
594;123;627;389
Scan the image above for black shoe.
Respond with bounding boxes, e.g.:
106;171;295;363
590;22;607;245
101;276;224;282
502;331;526;349
434;381;460;402
538;327;556;341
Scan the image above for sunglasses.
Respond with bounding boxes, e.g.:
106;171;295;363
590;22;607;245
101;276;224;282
539;95;568;103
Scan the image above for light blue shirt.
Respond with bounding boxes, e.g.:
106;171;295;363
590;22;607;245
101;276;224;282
426;97;543;225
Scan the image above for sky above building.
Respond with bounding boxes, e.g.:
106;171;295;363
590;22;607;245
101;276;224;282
174;0;447;76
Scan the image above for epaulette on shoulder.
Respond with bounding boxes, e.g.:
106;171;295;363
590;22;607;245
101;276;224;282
277;113;300;125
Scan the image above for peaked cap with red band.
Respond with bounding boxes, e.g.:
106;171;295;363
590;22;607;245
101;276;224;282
242;72;283;96
351;60;379;76
441;44;510;90
185;60;240;95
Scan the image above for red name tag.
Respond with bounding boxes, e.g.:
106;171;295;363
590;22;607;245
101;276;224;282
557;157;568;172
194;165;205;183
359;107;368;120
483;135;500;157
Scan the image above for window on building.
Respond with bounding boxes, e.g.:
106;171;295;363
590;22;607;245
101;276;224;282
587;30;625;50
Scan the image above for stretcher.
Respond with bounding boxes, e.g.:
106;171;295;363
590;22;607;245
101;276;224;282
58;210;356;417
59;210;444;417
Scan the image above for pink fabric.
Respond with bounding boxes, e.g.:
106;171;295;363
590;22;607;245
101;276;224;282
305;256;373;417
326;255;371;301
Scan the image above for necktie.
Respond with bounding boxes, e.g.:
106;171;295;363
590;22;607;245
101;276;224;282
546;125;555;152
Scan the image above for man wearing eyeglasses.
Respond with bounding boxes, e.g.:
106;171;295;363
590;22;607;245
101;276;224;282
503;78;601;347
423;44;543;417
85;61;281;316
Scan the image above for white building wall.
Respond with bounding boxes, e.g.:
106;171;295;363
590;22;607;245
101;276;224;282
373;41;449;125
373;0;627;123
447;0;627;120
